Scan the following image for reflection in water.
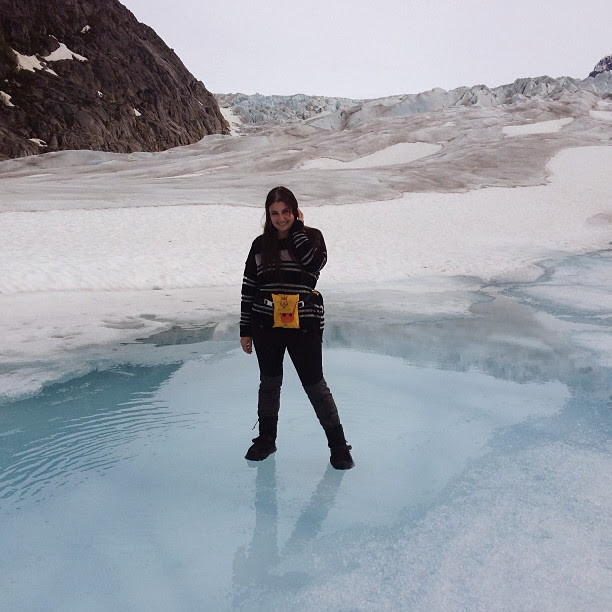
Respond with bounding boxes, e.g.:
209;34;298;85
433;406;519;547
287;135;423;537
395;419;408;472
134;322;218;346
326;294;608;392
232;460;345;609
0;364;184;508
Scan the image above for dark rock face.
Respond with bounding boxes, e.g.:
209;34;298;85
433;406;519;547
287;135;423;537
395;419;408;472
0;0;228;160
589;55;612;78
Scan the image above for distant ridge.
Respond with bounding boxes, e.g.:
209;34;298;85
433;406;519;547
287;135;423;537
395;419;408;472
0;0;229;160
216;66;612;131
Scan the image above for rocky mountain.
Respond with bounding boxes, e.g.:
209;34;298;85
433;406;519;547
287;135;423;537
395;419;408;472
590;54;612;77
0;0;228;160
216;65;612;132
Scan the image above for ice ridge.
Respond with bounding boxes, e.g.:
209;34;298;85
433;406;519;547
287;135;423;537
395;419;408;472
216;73;612;130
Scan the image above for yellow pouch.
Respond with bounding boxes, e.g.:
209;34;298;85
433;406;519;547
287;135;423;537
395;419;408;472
272;293;300;329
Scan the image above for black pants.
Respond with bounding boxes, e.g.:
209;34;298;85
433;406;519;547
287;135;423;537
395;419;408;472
252;326;340;430
252;326;323;386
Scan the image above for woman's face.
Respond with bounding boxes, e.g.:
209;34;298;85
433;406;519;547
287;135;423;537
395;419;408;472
268;200;295;238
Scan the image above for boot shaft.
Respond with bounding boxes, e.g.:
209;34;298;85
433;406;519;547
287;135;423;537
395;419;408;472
258;374;282;420
304;378;340;429
324;423;348;448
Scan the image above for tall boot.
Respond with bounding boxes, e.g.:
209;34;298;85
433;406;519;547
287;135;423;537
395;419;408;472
324;424;354;470
245;374;282;461
304;379;354;470
304;378;340;429
257;374;282;420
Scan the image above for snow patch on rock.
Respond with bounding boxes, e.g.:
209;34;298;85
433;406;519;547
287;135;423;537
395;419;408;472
43;42;88;63
0;90;15;107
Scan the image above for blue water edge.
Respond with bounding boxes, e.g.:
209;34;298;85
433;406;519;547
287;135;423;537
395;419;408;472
0;252;610;611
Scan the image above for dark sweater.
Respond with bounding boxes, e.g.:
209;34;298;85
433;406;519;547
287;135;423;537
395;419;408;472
240;220;327;336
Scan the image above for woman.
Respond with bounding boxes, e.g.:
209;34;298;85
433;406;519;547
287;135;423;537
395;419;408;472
240;186;354;469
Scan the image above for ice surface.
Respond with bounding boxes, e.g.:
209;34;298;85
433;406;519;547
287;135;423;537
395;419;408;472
501;252;612;368
0;287;610;610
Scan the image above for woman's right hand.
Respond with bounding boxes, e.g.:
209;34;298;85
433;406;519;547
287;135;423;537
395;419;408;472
240;336;253;354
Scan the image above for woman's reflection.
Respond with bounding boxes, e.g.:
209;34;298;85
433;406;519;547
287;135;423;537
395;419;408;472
232;459;345;607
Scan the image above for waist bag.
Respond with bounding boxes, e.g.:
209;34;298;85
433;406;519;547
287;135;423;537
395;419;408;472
271;293;300;329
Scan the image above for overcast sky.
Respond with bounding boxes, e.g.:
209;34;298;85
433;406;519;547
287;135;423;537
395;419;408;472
120;0;610;99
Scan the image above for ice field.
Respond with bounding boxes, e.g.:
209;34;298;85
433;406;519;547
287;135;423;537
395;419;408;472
1;98;611;609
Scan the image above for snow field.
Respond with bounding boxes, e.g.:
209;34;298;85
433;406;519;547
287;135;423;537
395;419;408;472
1;146;610;295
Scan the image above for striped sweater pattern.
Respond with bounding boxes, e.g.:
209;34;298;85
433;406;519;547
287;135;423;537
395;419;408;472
240;220;327;336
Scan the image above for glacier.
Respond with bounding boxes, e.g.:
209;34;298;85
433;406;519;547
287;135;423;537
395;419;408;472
1;78;611;609
216;72;612;130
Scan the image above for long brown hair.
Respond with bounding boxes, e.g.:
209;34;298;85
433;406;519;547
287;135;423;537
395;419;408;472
261;186;300;273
